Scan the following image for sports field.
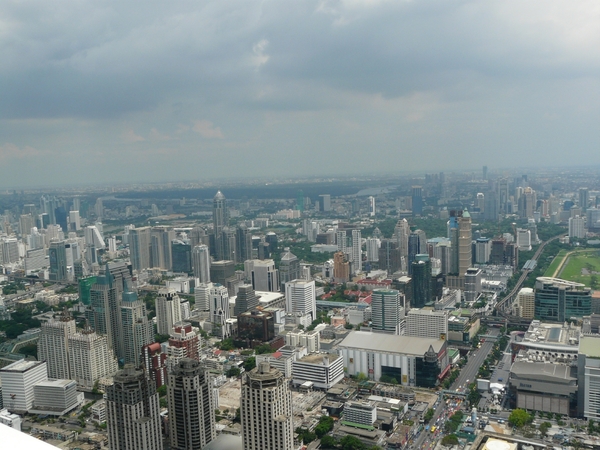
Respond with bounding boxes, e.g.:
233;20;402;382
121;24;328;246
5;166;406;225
547;249;600;289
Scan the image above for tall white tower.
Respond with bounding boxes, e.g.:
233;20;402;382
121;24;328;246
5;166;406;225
38;310;76;379
156;288;182;336
285;279;316;322
351;229;362;273
192;244;211;282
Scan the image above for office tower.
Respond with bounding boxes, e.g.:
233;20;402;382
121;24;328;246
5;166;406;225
514;287;535;319
38;212;50;229
241;363;294;450
458;211;472;276
213;191;229;260
249;259;279;292
366;237;380;263
579;188;590;212
319;194;331;212
166;323;201;371
121;291;153;366
209;259;235;285
482;165;488;180
336;230;348;254
378;240;402;274
192;244;211;282
49;240;68;282
351;229;362;273
369;196;376;216
209;284;230;338
236;223;253;263
516;228;532;250
476;192;485;212
333;251;350;283
483;190;499;221
371;289;404;335
569;216;585;239
475;238;491;264
156;288;182;335
219;226;236;261
279;248;301;290
464;268;482;302
0;360;48;413
141;343;168;389
106;366;163;450
150;227;175;270
412;254;432;308
129;227;151;271
27;227;45;250
234;284;259;316
194;283;212;312
168;359;216;450
405;309;448;340
393;219;410;258
68;326;118;390
285;279;316;321
84;224;106;265
171;239;192;273
87;269;123;358
518;187;536;219
38;310;76;379
188;226;207;248
19;214;35;237
40;194;58;225
69;210;81;231
534;277;591;322
94;198;104;219
265;232;278;254
412;186;423;216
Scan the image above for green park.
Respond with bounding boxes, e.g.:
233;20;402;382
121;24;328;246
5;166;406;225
544;248;600;289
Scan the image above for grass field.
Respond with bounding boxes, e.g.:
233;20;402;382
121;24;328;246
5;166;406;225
556;249;600;289
544;249;569;277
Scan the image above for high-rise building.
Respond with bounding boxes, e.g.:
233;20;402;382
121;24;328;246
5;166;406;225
141;343;168;389
213;191;229;260
208;284;230;339
568;216;585;239
121;291;153;367
234;284;259;317
87;269;123;358
69;210;81;231
366;237;380;263
407;231;420;275
393;219;410;259
150;227;175;270
412;186;423;216
209;260;235;286
514;287;535;319
171;239;192;273
370;289;404;334
49;240;68;282
106;365;163;450
333;251;350;283
279;248;301;291
129;227;152;272
319;194;331;212
166;323;201;371
241;363;294;450
68;327;118;391
577;335;600;420
248;259;279;292
412;254;432;308
579;188;590;212
156;288;182;336
38;310;76;380
236;223;253;263
19;213;35;237
351;229;362;274
192;244;211;282
168;358;216;450
285;279;316;322
458;211;472;276
378;240;402;274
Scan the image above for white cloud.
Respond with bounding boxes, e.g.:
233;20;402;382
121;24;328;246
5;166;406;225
192;120;224;139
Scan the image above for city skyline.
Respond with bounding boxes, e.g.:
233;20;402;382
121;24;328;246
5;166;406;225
1;1;599;188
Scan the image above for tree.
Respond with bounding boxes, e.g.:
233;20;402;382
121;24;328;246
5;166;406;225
508;409;532;428
442;435;459;446
226;367;241;377
539;421;552;436
320;435;338;449
243;357;256;372
424;408;435;422
339;435;365;450
315;416;334;438
356;372;368;382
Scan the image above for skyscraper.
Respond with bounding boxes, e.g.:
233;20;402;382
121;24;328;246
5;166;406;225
236;223;253;263
156;288;182;335
458;211;472;276
371;289;404;334
129;227;152;272
412;186;423;216
241;363;294;450
279;248;301;291
150;226;175;270
192;244;211;282
285;279;316;321
351;229;362;274
121;291;153;366
579;188;590;212
212;190;229;260
49;240;68;282
168;358;216;450
234;284;259;317
208;284;230;339
106;365;163;450
68;326;118;391
171;239;192;274
38;310;76;380
412;254;432;308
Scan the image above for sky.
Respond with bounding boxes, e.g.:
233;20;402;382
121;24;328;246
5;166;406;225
1;0;599;188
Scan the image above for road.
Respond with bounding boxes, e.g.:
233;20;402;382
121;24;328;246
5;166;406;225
451;328;499;392
495;233;564;313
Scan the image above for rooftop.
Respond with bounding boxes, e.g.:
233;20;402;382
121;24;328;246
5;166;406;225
1;359;45;373
297;352;341;364
579;334;600;358
338;331;445;356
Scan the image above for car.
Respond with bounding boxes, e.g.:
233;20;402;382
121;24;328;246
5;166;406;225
498;378;503;382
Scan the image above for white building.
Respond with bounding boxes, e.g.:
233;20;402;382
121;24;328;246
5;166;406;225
30;379;84;416
192;244;211;282
247;259;279;292
0;360;48;413
569;216;586;239
284;329;320;353
516;228;532;251
514;287;535;319
285;279;316;322
579;335;600;420
38;312;76;379
366;238;380;263
156;288;182;335
351;229;362;273
208;283;231;338
405;309;449;340
343;401;377;427
69;329;118;391
0;408;22;431
292;353;344;390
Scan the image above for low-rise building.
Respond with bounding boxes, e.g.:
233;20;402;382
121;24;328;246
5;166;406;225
291;352;344;390
30;379;84;416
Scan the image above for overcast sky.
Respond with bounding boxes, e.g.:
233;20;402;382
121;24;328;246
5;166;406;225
1;0;599;188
